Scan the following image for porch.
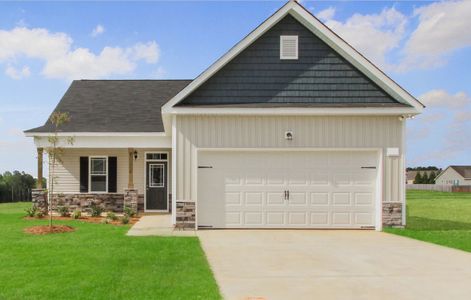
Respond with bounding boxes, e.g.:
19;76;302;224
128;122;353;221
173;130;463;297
32;146;172;215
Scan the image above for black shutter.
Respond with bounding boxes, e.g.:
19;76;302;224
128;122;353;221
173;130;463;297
79;157;89;193
108;157;117;193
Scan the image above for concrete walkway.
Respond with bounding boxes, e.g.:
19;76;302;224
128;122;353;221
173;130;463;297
198;230;471;300
127;215;195;236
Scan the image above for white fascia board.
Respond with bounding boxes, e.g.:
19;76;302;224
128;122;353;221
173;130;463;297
162;1;423;114
24;132;166;137
32;135;171;148
167;106;420;116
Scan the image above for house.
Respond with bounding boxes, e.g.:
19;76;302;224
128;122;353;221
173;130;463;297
24;0;423;230
435;166;471;186
406;170;439;184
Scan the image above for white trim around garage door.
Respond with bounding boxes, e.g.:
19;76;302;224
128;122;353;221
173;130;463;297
144;151;170;213
194;147;384;231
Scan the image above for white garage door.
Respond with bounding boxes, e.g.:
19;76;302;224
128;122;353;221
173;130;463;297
197;150;378;229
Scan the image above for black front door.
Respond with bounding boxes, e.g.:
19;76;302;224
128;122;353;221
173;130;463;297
146;161;167;211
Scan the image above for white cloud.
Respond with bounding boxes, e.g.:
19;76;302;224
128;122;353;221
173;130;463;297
128;42;159;64
419;90;471;109
316;7;335;21
5;65;30;79
401;0;471;70
455;111;471;122
91;24;105;37
320;7;407;69
0;27;160;80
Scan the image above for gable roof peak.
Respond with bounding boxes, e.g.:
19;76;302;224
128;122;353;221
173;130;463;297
161;0;423;116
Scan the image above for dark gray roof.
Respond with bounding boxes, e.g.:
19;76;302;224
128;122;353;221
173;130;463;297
178;15;406;107
449;166;471;179
25;80;191;133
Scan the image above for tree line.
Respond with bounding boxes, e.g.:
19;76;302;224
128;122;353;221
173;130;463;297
0;171;43;203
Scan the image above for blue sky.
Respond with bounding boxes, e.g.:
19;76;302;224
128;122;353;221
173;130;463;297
1;0;470;175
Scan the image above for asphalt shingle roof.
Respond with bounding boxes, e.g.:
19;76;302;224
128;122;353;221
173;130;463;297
25;80;191;133
450;166;471;179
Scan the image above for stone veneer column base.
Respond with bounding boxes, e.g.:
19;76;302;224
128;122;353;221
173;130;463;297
32;189;48;214
382;202;403;227
124;189;139;214
175;201;196;230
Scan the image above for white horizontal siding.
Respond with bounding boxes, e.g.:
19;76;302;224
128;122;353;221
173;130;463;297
175;115;404;203
49;148;171;194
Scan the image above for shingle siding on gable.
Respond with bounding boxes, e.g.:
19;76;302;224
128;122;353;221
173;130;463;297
178;15;402;106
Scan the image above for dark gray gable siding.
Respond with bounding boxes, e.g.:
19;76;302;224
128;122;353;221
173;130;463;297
178;15;403;107
26;80;191;133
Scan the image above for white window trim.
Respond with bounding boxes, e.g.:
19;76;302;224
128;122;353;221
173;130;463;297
280;35;298;60
89;156;108;193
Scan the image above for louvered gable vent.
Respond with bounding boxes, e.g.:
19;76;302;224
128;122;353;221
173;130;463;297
280;35;298;59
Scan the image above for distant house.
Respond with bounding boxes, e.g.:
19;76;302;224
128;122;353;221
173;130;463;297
406;170;438;184
435;166;471;186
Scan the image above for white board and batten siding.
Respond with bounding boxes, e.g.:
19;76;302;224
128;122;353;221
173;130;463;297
50;148;171;194
174;115;405;228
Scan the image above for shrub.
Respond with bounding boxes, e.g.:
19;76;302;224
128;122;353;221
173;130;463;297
90;202;104;217
121;215;130;224
72;210;81;219
57;205;70;217
25;206;38;217
35;211;45;218
123;206;136;218
101;218;110;224
106;212;118;221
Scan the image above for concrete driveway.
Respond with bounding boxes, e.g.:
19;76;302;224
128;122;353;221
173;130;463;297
198;230;471;300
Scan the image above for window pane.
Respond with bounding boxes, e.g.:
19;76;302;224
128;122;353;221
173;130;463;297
91;175;106;192
149;164;164;187
146;153;167;160
91;158;106;175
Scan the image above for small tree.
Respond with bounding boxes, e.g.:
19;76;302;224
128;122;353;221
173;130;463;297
429;171;437;184
45;112;74;230
414;172;423;184
422;172;429;184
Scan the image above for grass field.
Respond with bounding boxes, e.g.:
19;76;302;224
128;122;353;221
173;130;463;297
0;202;221;300
385;190;471;252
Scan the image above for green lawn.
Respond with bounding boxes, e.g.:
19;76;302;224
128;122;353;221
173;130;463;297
385;190;471;252
0;202;221;300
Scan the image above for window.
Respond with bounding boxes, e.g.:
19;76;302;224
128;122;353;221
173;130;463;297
280;35;298;60
90;157;107;192
146;153;167;161
149;164;165;188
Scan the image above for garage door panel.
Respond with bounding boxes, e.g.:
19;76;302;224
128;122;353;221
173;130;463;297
288;192;308;205
197;150;377;229
310;212;329;225
225;192;242;205
244;212;263;225
245;192;263;206
310;192;329;205
332;193;350;205
266;192;285;206
266;212;284;225
332;212;351;225
288;212;308;225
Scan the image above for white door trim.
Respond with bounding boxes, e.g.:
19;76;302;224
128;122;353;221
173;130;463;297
195;147;383;230
144;151;170;213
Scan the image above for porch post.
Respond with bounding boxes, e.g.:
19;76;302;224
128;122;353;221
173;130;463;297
128;148;134;189
37;148;43;189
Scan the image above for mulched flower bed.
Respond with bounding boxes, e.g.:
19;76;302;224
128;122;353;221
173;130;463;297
24;215;140;226
24;225;75;235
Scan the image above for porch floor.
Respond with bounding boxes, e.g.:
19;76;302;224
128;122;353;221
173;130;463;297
127;214;196;236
